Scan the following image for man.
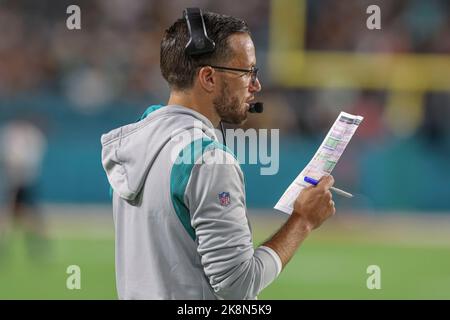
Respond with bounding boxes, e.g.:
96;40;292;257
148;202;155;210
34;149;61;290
101;10;335;300
0;119;48;258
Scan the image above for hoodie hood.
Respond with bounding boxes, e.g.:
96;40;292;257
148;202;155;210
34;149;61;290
101;105;217;201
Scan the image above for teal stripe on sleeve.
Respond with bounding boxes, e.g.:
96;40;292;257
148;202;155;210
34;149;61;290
170;138;233;241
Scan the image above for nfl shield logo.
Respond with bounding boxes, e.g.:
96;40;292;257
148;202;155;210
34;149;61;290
218;192;230;207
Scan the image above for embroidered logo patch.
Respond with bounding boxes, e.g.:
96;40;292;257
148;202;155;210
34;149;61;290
218;192;231;207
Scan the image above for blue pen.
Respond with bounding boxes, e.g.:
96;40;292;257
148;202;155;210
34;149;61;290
304;176;353;198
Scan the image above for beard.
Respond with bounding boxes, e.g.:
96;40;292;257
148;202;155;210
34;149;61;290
213;80;248;125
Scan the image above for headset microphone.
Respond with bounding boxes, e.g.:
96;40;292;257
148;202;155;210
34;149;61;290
248;102;263;113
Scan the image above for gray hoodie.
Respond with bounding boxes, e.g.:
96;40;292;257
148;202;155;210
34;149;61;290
101;105;281;300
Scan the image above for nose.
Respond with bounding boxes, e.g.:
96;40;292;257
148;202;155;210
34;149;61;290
249;77;262;93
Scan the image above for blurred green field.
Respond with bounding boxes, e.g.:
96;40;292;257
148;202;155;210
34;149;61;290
1;207;449;299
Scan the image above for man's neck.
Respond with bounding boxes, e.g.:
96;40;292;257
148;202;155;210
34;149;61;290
167;91;220;127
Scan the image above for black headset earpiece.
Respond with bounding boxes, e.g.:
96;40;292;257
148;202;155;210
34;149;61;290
183;8;215;56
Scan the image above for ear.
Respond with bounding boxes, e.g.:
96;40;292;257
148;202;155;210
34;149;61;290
197;66;216;93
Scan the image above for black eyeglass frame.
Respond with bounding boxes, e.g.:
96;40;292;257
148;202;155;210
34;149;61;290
200;65;259;85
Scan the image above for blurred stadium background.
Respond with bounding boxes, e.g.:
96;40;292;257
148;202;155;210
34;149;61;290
0;0;450;299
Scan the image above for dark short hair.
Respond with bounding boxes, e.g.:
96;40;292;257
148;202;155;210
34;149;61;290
160;11;250;91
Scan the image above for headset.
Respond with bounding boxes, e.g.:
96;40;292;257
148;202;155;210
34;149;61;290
183;8;216;56
183;7;264;114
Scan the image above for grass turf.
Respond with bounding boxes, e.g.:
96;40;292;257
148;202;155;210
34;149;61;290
1;214;449;299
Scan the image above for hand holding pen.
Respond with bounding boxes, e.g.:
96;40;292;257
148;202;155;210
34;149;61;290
304;176;353;198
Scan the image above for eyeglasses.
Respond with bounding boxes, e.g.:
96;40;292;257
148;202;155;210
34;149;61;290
204;65;259;85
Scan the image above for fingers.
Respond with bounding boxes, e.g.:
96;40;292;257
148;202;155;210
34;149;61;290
318;175;335;190
325;190;332;200
318;176;335;216
329;199;336;215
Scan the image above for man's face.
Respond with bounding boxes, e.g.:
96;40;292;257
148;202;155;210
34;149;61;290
212;33;261;125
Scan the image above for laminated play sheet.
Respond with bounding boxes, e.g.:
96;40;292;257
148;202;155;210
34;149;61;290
275;111;364;214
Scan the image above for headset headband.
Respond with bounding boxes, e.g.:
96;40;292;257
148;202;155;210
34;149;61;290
183;8;216;56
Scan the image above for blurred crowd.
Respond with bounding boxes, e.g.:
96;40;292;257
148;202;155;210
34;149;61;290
0;0;448;135
307;0;450;53
0;0;269;103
